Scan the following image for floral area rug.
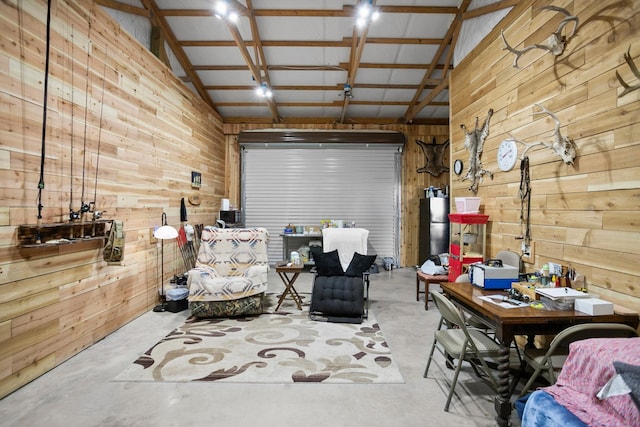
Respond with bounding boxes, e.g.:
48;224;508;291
114;307;404;384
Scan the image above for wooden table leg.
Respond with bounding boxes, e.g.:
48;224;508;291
494;341;513;427
275;271;303;310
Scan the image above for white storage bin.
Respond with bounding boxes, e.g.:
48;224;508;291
455;197;481;213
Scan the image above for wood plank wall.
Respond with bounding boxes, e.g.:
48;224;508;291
222;123;450;268
0;0;224;398
450;0;640;312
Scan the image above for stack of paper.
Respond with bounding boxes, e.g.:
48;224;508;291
535;287;590;300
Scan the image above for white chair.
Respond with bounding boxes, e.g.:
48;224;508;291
496;250;522;272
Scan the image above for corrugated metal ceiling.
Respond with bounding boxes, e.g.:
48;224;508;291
99;0;516;125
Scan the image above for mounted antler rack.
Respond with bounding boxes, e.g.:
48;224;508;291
17;220;109;248
501;6;579;68
616;45;640;97
511;104;577;165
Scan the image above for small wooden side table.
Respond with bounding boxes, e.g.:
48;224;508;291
275;262;304;310
416;270;449;310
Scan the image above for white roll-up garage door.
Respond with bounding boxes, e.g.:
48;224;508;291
241;143;402;265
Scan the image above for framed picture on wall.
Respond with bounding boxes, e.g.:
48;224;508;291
191;171;201;188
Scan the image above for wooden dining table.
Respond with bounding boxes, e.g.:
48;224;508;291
439;281;639;427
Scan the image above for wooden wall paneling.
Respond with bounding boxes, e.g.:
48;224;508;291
0;353;56;401
0;0;224;398
450;0;640;314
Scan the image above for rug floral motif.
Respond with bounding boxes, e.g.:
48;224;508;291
114;310;404;384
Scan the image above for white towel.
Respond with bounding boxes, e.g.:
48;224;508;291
322;228;369;271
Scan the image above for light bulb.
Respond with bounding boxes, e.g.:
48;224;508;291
214;1;228;19
358;3;372;18
256;83;272;98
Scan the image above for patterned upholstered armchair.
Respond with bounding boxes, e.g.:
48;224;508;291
187;227;270;318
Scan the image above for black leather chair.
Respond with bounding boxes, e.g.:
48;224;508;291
309;228;376;323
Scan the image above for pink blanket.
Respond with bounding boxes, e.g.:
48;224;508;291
543;337;640;427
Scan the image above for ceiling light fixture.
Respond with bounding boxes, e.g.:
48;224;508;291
343;83;353;99
214;0;238;22
356;0;380;28
256;82;272;98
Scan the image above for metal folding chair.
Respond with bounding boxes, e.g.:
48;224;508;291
517;323;638;398
424;290;502;411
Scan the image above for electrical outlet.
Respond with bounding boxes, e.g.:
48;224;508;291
150;228;157;244
521;241;535;263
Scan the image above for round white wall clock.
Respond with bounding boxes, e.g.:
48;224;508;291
453;159;463;175
497;139;518;172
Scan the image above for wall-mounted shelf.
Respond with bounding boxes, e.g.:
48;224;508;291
17;220;109;248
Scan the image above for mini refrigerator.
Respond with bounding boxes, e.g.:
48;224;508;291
419;197;450;263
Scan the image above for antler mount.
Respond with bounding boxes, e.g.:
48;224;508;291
501;6;579;69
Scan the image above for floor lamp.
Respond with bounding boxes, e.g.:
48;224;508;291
153;212;178;312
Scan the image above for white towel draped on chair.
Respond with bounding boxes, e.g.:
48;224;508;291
322;228;369;271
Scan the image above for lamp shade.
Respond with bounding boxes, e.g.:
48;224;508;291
154;225;178;240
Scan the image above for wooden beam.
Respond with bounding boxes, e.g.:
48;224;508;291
223;15;280;122
149;25;170;68
222;116;449;125
402;0;471;123
204;83;436;91
160;6;458;18
138;0;221;120
213;100;448;107
340;62;450;71
191;63;449;72
94;0;149;16
462;0;518;20
180;37;443;47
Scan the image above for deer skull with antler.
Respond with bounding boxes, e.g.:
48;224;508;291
513;104;577;166
616;45;640;97
501;6;579;69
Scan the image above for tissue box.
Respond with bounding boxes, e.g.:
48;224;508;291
574;298;614;315
470;263;519;289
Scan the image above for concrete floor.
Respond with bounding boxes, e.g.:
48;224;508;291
0;267;522;427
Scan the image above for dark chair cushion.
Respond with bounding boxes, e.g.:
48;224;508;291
310;275;364;317
345;252;377;277
313;249;344;276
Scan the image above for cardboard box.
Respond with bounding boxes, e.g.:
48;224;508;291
470;263;518;290
575;298;614;315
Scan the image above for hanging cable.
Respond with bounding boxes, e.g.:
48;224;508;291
35;0;53;244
